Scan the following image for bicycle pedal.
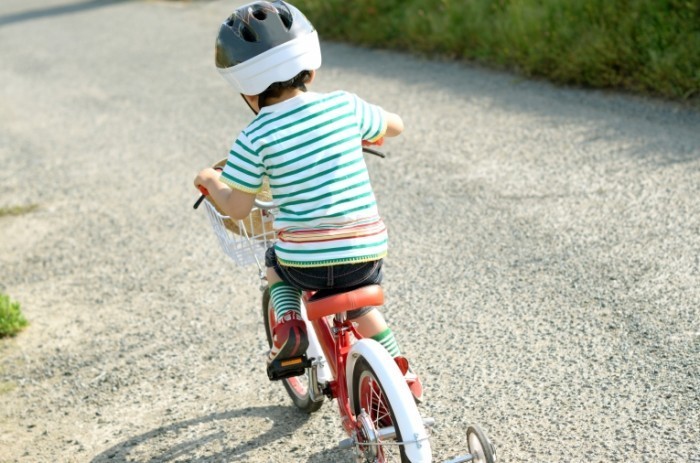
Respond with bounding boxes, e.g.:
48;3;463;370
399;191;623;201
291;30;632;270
266;355;311;381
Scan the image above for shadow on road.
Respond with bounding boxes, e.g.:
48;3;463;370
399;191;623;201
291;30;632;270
90;405;311;462
0;0;126;27
306;448;355;463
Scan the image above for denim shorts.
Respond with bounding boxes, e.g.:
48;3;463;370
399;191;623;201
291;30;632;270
265;246;383;292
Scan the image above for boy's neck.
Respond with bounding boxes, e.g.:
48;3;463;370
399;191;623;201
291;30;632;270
264;88;306;106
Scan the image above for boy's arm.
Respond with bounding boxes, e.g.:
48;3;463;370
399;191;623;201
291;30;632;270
194;167;256;220
383;111;404;137
351;92;403;142
364;111;403;146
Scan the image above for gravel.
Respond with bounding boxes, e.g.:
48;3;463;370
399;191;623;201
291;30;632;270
1;0;699;462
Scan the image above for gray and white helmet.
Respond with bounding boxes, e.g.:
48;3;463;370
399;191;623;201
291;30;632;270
215;1;322;95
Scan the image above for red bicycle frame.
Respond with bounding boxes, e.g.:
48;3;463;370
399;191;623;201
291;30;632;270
302;284;385;435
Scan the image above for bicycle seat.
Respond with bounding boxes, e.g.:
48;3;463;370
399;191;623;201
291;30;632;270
304;285;384;321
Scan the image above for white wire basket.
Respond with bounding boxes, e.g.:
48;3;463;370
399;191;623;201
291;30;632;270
202;199;277;267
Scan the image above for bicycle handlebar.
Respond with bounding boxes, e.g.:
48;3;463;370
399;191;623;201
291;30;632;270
193;186;208;209
361;146;386;158
193;146;385;210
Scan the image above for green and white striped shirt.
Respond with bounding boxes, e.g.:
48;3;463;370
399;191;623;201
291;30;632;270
220;91;388;267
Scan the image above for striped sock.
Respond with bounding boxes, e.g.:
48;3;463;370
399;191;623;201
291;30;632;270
270;282;302;320
372;328;402;358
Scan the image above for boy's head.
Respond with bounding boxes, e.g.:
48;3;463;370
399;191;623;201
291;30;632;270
215;1;321;100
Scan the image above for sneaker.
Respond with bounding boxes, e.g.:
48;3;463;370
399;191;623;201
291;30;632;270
394;356;424;404
268;311;309;365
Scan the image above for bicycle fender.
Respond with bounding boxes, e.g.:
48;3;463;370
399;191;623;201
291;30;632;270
346;339;432;462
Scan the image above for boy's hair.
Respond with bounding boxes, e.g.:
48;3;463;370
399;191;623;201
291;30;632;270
258;70;311;108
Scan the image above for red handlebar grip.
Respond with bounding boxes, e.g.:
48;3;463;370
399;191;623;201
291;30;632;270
362;137;384;147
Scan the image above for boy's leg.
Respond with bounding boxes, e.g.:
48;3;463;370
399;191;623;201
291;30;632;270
267;266;302;319
266;266;307;364
353;308;423;402
352;309;401;357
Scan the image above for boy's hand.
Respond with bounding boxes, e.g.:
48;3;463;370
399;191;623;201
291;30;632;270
194;167;220;191
192;167;256;220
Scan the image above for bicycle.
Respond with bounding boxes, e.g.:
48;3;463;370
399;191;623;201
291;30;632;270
194;150;496;463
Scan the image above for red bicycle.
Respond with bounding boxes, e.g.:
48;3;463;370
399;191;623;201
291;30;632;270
195;152;496;463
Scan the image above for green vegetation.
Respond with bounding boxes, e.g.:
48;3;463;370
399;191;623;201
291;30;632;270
0;204;39;217
0;380;16;395
0;294;28;338
0;366;15;395
296;0;699;100
0;205;35;337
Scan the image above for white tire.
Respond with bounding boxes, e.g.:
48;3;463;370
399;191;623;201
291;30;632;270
346;339;432;462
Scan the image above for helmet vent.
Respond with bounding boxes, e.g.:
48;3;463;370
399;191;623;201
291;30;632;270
239;24;258;42
278;7;293;29
252;8;267;20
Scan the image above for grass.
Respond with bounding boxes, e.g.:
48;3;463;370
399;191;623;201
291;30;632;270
0;364;16;395
0;365;16;395
0;205;35;337
0;380;16;395
0;293;29;338
0;204;39;217
295;0;700;101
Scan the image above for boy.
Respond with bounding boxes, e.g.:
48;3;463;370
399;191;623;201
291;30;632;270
194;0;422;401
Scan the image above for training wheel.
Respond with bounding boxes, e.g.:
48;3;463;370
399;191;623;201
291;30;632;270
466;425;495;463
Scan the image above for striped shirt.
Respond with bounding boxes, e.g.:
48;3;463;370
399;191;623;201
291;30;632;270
220;91;388;267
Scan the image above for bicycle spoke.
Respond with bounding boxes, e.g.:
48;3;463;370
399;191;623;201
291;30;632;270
357;373;405;462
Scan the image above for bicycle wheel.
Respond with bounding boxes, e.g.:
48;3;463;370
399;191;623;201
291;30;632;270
466;425;495;463
349;340;431;463
261;287;324;413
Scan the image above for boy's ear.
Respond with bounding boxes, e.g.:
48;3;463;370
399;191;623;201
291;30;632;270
306;70;316;85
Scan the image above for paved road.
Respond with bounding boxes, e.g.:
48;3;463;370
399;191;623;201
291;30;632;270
1;0;699;462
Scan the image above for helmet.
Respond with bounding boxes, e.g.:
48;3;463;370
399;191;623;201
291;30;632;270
215;1;322;95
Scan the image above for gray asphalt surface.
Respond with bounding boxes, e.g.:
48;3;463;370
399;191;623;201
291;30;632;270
1;1;699;462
